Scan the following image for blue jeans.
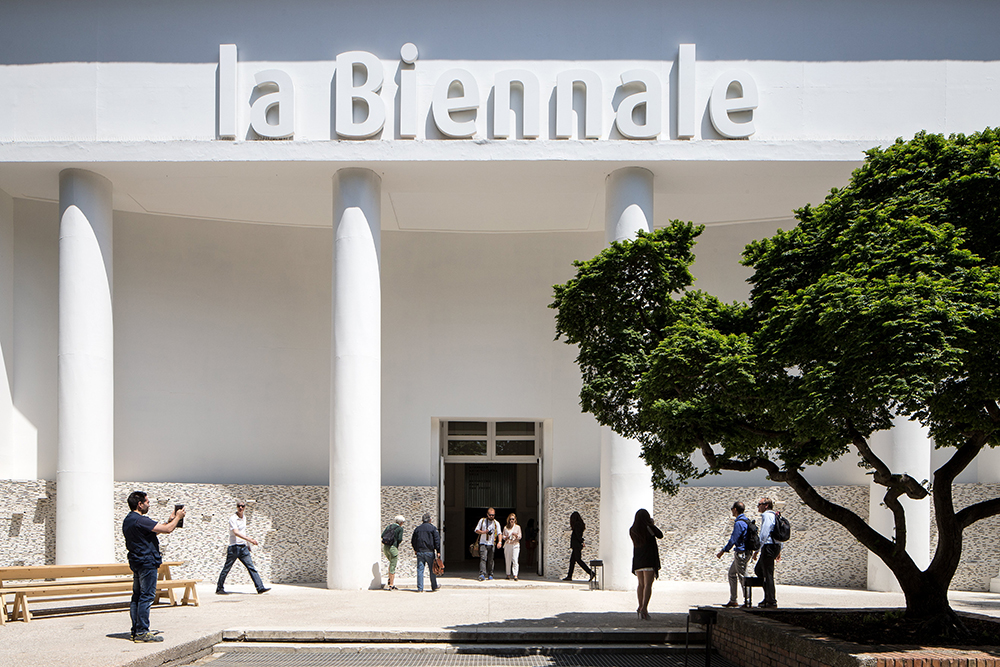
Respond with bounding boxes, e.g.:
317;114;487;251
129;564;159;636
217;544;265;592
416;551;438;592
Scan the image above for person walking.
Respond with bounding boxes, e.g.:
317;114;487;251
716;501;751;608
381;515;406;590
502;513;522;580
475;508;502;581
122;491;185;643
754;497;780;607
630;508;663;620
216;500;270;595
411;513;441;592
563;511;595;581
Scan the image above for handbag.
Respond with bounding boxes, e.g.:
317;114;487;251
433;555;445;575
469;541;480;558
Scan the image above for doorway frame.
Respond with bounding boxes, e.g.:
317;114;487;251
437;418;544;575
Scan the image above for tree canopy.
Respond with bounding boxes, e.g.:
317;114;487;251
551;129;1000;625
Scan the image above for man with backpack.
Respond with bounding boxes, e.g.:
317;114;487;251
754;497;781;608
716;501;756;608
381;515;406;590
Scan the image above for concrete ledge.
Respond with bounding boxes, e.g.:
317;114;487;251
214;642;704;655
120;632;223;667
220;627;700;644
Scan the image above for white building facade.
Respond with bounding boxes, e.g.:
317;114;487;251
2;0;1000;591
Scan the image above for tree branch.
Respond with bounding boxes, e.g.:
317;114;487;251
956;497;1000;529
698;437;923;581
851;422;929;501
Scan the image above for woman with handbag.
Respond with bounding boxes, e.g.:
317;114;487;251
502;513;522;580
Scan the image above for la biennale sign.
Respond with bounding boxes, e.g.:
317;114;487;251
218;43;758;142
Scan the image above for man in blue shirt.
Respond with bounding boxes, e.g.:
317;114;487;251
122;491;185;643
716;501;751;608
754;497;780;608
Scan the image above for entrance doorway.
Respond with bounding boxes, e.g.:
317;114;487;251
440;420;542;574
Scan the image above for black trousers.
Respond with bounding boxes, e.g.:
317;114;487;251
754;543;780;605
567;547;593;578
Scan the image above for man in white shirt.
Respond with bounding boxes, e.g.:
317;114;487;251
216;500;270;595
475;508;502;581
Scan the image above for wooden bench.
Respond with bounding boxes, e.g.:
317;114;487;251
0;562;200;624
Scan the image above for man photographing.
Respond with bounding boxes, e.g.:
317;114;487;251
122;491;185;643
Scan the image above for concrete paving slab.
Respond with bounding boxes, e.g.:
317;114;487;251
1;576;998;667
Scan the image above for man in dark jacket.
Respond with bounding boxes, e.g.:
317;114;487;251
716;501;750;608
411;513;441;592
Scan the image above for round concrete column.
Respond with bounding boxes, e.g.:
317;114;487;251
866;415;931;591
329;169;382;590
599;167;655;591
57;169;115;564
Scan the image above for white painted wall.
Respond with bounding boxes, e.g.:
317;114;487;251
8;197;881;489
113;211;333;485
12;199;58;479
381;229;606;488
0;187;13;477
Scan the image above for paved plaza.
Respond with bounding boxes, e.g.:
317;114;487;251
4;574;1000;667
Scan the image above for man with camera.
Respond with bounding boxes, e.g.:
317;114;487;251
122;491;185;643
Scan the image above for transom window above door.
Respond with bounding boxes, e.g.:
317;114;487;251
443;420;538;461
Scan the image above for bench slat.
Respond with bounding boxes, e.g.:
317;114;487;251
0;562;196;625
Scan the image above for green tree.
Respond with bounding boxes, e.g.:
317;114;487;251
551;129;1000;631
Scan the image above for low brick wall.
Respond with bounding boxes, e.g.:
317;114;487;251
712;608;1000;667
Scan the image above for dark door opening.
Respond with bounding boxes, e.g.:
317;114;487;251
443;462;539;572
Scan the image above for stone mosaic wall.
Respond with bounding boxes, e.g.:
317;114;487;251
109;482;328;586
930;483;1000;592
2;479;997;591
543;486;600;579
653;485;870;589
0;479;56;567
378;485;439;580
0;480;436;585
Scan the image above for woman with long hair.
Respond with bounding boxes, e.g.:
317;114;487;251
502;512;522;580
563;511;595;581
629;508;663;620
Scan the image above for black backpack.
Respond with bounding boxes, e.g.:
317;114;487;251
381;524;397;546
738;517;761;551
772;512;791;542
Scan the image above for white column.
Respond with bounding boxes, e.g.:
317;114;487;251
0;187;14;478
329;168;382;590
57;169;115;564
866;415;931;591
599;167;655;591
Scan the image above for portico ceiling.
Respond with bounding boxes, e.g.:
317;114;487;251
0;141;865;233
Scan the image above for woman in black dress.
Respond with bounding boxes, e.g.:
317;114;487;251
562;511;595;581
630;508;663;620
